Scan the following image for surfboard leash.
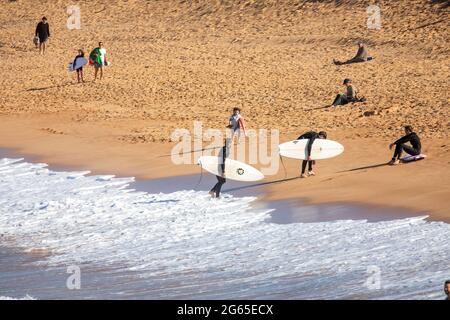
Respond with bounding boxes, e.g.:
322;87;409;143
194;165;203;191
279;154;287;179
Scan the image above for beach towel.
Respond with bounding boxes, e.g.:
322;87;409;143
89;47;102;65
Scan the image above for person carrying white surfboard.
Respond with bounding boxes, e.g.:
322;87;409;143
209;139;230;198
295;131;327;178
227;107;247;144
389;126;422;165
72;49;85;83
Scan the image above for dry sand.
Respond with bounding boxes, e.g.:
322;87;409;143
0;1;449;220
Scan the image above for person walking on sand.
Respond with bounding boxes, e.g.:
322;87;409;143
295;131;327;178
35;17;50;55
72;49;85;83
389;125;421;165
89;42;108;81
333;42;374;65
226;107;247;144
209;139;230;198
330;78;363;107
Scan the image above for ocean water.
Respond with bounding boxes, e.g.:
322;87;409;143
0;157;449;300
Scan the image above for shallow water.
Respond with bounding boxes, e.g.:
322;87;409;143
0;156;449;300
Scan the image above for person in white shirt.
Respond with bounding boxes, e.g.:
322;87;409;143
91;41;108;81
226;107;247;144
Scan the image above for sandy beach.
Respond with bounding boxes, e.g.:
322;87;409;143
0;1;449;216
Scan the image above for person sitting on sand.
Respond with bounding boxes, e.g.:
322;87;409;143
331;78;363;107
333;42;373;65
72;49;85;83
209;138;230;198
226;107;247;143
35;17;50;55
389;125;421;165
89;42;108;81
295;131;327;178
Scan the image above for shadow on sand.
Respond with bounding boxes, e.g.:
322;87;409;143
307;105;331;111
224;176;299;193
26;82;82;92
338;162;389;173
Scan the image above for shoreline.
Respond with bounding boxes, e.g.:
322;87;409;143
0;114;448;223
0;145;426;224
1;115;445;223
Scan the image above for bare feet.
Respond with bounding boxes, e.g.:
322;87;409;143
300;173;307;178
308;171;316;176
389;159;400;165
209;191;215;198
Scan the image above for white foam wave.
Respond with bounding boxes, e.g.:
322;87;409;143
0;294;36;300
0;158;449;299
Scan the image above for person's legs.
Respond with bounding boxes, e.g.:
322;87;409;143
307;160;315;175
210;176;220;197
94;66;98;81
402;145;420;156
301;160;307;175
332;94;348;106
42;42;46;54
392;143;404;160
99;66;103;80
76;70;80;83
215;177;226;198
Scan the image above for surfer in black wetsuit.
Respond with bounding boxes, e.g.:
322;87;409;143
209;139;230;198
389;126;421;165
296;131;327;178
35;17;50;55
72;49;85;83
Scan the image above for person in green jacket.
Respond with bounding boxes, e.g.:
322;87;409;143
90;42;107;81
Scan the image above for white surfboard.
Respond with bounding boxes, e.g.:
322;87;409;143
279;139;344;160
197;156;264;182
68;57;88;72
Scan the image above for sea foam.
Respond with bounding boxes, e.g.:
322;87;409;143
0;158;449;299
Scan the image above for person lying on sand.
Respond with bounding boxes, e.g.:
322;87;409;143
330;78;365;107
333;42;374;65
389;125;422;165
89;42;108;81
226;107;247;143
209;138;230;198
295;131;327;178
72;49;85;83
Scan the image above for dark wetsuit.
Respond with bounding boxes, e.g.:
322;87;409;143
297;131;319;174
392;132;421;160
35;22;50;43
332;85;357;106
210;144;229;197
